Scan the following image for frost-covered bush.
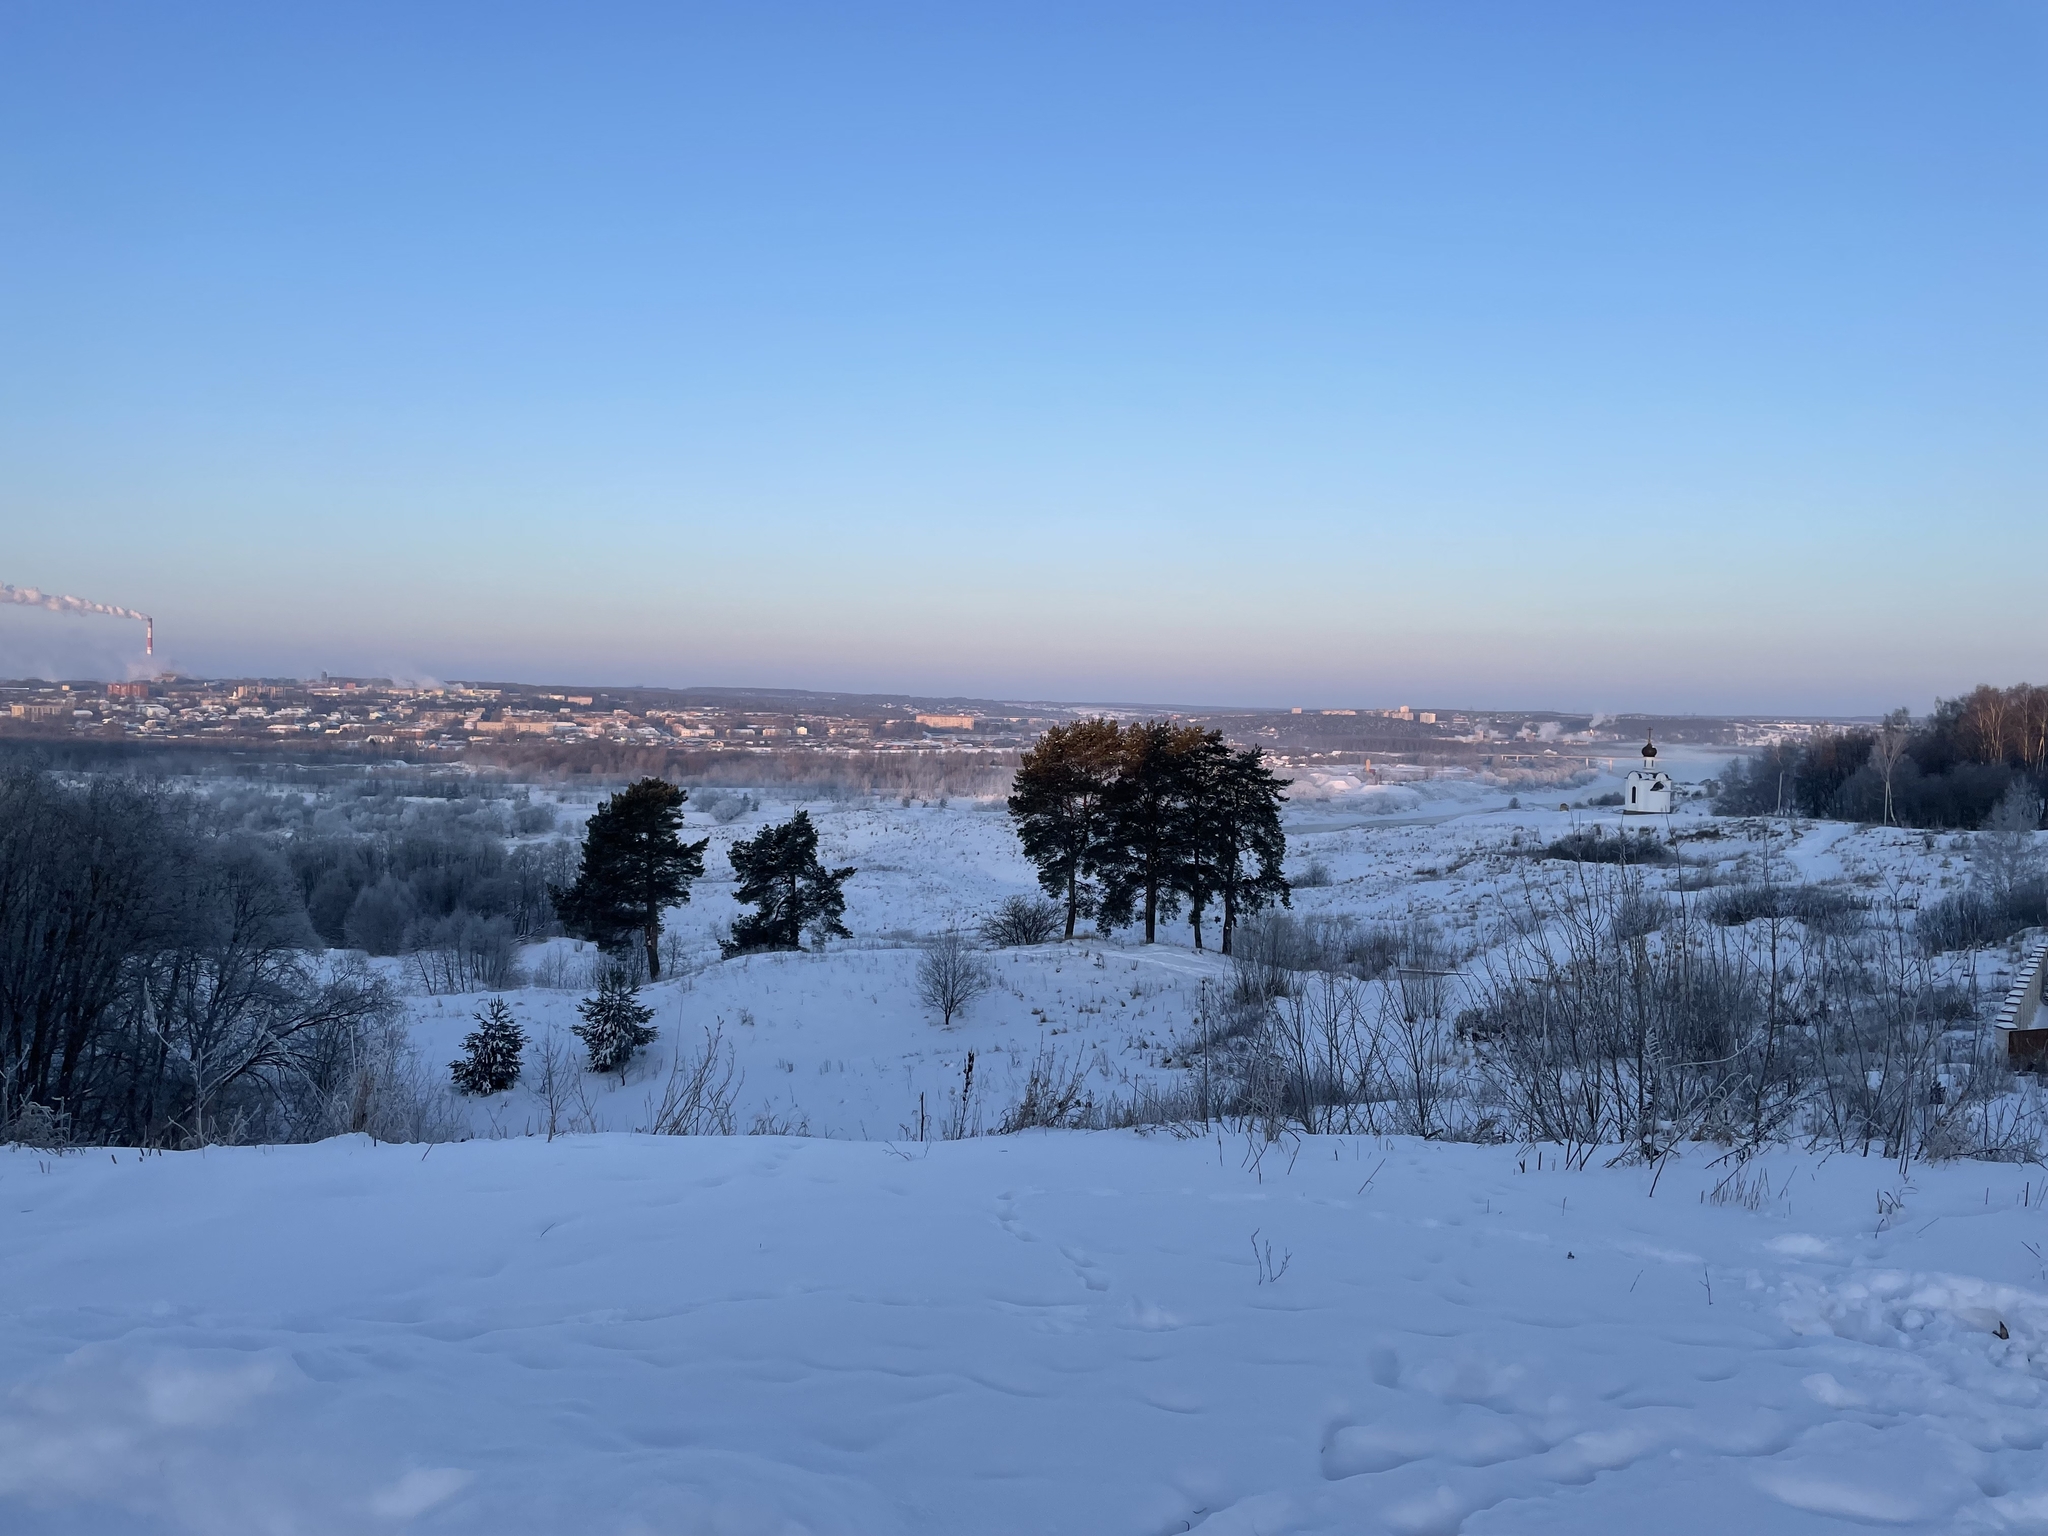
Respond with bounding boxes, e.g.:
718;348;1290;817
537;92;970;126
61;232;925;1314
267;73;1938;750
1704;882;1864;934
999;1050;1096;1132
1293;856;1334;888
1541;826;1676;865
1918;882;2048;954
979;895;1062;947
1228;913;1406;1003
692;789;758;824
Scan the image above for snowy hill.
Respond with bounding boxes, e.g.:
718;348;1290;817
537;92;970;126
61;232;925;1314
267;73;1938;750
6;1133;2048;1534
5;776;2045;1533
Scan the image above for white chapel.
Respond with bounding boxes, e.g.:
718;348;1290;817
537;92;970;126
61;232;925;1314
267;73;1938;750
1623;736;1673;816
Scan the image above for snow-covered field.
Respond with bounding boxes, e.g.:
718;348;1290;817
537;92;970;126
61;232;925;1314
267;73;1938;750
8;1134;2048;1533
5;757;2046;1534
400;752;2020;1145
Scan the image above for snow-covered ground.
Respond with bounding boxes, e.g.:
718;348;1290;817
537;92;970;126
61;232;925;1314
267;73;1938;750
7;1133;2048;1534
5;760;2045;1533
404;761;2023;1144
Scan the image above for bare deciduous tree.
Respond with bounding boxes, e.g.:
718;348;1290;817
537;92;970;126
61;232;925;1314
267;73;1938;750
1870;707;1913;826
917;930;993;1028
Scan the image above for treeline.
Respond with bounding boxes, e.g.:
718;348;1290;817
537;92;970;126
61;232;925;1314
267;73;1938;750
0;767;443;1147
1008;719;1289;952
1717;683;2048;829
284;813;571;989
472;739;1018;799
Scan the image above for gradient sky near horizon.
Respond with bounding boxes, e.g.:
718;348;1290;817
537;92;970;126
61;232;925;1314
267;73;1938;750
2;3;2043;714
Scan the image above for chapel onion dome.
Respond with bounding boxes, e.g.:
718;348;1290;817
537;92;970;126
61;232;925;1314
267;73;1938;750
1641;738;1658;761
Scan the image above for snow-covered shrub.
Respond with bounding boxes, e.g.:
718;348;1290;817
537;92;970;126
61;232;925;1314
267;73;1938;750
450;998;527;1095
979;895;1062;947
692;789;758;824
998;1049;1096;1132
1704;882;1864;934
1541;826;1676;865
1918;882;2048;954
645;1024;739;1136
1609;890;1673;941
1294;856;1334;888
1228;913;1404;1003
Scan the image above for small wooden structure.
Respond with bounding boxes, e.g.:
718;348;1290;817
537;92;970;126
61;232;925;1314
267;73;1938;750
1998;936;2048;1071
1622;737;1673;817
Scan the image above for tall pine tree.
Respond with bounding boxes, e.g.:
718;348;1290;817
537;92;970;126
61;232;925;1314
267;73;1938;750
551;778;707;981
1096;721;1209;943
1006;717;1123;939
722;811;856;955
1208;744;1292;955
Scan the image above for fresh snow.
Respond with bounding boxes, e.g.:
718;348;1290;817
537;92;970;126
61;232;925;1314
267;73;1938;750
7;1134;2048;1533
5;763;2046;1533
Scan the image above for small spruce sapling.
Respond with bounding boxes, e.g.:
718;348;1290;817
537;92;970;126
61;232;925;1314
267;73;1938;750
450;997;527;1095
574;972;659;1077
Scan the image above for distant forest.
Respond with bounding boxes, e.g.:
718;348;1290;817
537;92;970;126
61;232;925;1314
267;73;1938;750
1716;683;2047;829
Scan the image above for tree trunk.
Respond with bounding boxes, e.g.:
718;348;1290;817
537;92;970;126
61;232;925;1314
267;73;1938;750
1065;866;1079;939
644;920;662;981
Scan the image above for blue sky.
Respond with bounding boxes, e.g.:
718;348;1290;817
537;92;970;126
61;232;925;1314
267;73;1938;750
1;3;2042;712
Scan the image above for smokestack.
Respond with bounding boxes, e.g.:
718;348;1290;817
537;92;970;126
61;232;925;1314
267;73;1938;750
146;617;153;656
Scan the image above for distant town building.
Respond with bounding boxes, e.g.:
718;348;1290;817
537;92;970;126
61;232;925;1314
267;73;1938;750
107;681;151;698
915;713;976;730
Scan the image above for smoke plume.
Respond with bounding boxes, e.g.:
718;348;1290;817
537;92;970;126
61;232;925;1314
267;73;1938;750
3;583;153;653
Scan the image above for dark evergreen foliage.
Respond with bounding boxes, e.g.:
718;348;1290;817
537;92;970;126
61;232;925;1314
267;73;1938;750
1187;740;1292;955
722;811;855;956
450;997;526;1094
551;778;707;980
1007;721;1293;949
1006;718;1123;939
573;972;658;1076
1096;722;1208;944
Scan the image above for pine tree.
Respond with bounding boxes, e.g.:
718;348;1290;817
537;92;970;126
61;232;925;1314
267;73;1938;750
722;810;856;956
1173;731;1237;951
1096;721;1208;943
551;778;708;981
573;972;658;1076
1006;718;1122;939
450;997;527;1095
1208;744;1292;955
